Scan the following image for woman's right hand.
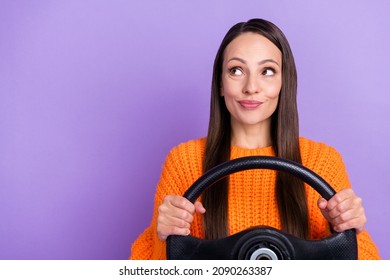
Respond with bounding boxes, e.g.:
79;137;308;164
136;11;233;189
157;194;206;241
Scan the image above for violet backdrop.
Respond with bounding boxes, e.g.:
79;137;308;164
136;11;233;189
1;0;389;259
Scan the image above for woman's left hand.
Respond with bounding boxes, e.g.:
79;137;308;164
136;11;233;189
317;188;366;234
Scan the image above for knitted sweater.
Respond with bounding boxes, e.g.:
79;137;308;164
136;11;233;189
130;137;380;260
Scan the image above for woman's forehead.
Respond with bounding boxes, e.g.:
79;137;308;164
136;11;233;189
223;32;282;65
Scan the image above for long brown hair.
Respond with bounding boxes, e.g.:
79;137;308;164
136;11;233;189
202;18;308;240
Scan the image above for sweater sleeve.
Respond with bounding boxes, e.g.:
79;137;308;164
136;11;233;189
331;148;380;259
129;142;200;260
129;150;177;259
301;139;381;259
129;223;165;260
319;144;381;259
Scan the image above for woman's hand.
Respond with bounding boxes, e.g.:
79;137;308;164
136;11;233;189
318;188;366;234
157;195;206;241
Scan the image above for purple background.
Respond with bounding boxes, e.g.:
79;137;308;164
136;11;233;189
1;0;389;260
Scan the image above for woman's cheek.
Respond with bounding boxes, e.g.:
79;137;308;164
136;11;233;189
264;83;282;99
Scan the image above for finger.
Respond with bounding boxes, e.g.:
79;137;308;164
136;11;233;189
326;195;363;219
157;212;192;230
330;207;366;230
326;189;354;211
157;223;191;241
160;195;196;223
167;195;196;214
157;212;192;241
317;198;332;223
317;197;327;210
158;201;195;224
194;201;206;214
332;216;365;233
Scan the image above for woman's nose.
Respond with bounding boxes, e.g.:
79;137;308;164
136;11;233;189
243;74;260;95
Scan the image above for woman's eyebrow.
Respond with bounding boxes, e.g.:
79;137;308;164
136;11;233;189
227;57;280;67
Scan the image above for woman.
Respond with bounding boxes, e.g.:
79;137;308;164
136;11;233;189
130;18;380;259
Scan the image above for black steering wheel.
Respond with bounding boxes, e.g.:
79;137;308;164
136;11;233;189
166;156;358;260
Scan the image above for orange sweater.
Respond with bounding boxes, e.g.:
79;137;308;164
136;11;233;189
130;137;380;260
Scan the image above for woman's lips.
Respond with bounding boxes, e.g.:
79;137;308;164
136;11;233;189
238;100;262;109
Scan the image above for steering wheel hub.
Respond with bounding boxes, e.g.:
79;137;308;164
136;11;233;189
235;227;294;260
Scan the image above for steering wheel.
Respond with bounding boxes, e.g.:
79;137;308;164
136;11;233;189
166;156;358;260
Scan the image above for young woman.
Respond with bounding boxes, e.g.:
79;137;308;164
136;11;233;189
129;18;380;259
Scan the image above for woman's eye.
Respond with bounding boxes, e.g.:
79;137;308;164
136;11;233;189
229;67;243;76
263;68;275;76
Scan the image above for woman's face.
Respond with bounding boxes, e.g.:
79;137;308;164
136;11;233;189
221;32;282;130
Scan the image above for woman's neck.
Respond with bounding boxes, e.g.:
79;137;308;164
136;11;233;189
230;120;272;149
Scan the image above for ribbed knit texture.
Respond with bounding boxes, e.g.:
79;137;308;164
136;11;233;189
129;137;380;260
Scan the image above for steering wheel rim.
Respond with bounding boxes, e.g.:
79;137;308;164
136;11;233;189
166;156;358;260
